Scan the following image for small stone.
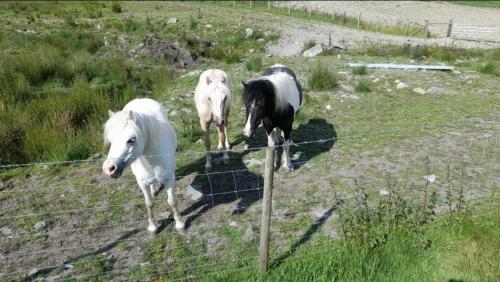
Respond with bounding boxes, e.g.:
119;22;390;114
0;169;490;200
394;79;400;84
424;175;436;183
169;111;177;117
185;184;203;201
243;226;256;243
325;104;332;111
43;165;49;170
180;108;192;114
409;59;415;63
28;268;38;276
245;28;253;38
63;264;74;269
245;158;263;167
34;220;47;230
167;17;177;24
256;38;265;43
302;44;323;57
249;48;255;53
158;211;171;219
166;256;174;265
0;227;13;236
205;24;212;28
412;87;427;95
309;208;330;219
372;78;380;83
396;82;408;89
196;139;203;144
263;30;272;37
229;221;238;227
379;189;390;196
337;54;341;59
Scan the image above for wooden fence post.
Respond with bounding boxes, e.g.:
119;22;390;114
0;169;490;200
424;20;429;38
447;19;453;37
259;146;275;273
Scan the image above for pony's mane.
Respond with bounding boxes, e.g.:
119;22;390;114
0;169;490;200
242;79;276;112
104;110;154;145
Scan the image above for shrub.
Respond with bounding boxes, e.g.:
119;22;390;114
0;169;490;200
476;62;498;76
356;80;371;92
111;2;122;13
308;64;337;90
352;65;367;75
224;50;242;64
245;56;263;72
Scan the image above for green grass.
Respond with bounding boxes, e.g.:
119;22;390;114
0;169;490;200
352;65;367;75
111;2;122;13
245;56;263;72
449;1;500;8
356;80;371;92
216;200;500;282
475;61;499;76
307;64;338;91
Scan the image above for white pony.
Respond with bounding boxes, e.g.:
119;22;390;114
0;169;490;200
102;98;184;233
194;69;232;171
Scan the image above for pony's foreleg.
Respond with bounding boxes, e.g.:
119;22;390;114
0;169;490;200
139;182;157;233
166;178;185;231
201;120;212;171
217;125;229;164
282;138;294;172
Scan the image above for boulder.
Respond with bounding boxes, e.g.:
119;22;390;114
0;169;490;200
302;44;323;57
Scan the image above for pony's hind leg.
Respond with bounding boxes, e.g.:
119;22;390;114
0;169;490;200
165;178;185;231
139;182;157;233
201;120;212;171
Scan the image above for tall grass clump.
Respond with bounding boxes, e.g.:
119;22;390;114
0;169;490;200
356;80;371;92
111;2;122;13
476;61;498;76
308;64;337;90
245;56;263;72
352;65;367;75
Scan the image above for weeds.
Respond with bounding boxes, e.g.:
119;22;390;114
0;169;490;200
308;64;337;90
356;80;371;92
476;61;498;76
245;56;263;72
352;65;367;75
111;2;122;13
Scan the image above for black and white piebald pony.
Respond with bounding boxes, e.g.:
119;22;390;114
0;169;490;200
242;64;303;171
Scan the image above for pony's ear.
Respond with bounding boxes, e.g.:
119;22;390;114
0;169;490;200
127;110;135;121
241;81;247;88
206;76;212;85
108;110;115;118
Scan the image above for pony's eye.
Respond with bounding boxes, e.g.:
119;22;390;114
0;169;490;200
127;137;136;144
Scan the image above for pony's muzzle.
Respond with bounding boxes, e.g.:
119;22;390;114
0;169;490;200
103;160;121;178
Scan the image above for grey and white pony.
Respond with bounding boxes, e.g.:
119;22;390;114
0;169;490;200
102;98;184;233
242;64;303;171
194;69;232;171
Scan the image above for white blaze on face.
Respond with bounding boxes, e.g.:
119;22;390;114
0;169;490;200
243;101;255;137
243;111;253;137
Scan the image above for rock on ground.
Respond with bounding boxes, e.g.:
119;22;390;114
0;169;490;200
134;36;194;67
34;220;47;230
245;28;253;38
396;82;408;89
302;44;323;57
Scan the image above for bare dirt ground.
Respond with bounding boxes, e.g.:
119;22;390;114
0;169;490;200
284;1;500;33
267;1;500;56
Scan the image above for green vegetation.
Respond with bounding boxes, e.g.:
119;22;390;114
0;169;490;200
111;2;122;13
475;61;499;76
356;80;371;92
307;64;338;91
245;56;263;72
449;1;500;8
352;65;367;75
0;1;274;164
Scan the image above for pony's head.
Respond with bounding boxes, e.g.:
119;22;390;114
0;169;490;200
206;76;231;127
242;79;275;138
102;110;147;178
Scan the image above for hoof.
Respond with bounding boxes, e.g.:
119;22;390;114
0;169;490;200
147;224;158;233
175;221;185;231
283;164;294;172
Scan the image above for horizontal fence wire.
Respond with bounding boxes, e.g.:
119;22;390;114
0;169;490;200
1;122;488;169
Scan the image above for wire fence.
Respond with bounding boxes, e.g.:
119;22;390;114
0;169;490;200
0;125;498;280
